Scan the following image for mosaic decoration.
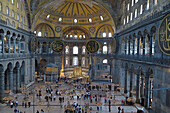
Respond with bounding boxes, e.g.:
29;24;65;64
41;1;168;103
89;27;96;33
51;40;64;53
86;40;99;53
30;37;38;52
55;26;62;33
158;14;170;55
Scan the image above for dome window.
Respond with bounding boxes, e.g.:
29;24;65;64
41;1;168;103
83;35;86;38
38;32;42;37
79;35;82;39
100;16;103;21
103;32;106;37
59;17;62;22
74;19;77;23
109;32;112;37
74;35;78;39
47;15;50;19
89;18;92;23
66;35;68;38
70;35;73;38
34;31;36;34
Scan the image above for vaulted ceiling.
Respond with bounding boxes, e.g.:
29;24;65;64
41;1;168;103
24;0;122;29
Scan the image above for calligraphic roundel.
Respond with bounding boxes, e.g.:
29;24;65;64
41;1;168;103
51;40;64;53
86;40;99;53
158;14;170;55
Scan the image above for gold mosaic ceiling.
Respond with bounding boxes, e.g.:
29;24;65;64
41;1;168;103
39;0;111;25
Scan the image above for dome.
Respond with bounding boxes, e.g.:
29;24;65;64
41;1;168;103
34;23;55;37
39;0;111;25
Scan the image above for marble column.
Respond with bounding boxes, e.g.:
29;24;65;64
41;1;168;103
137;36;140;56
39;43;42;53
13;36;17;53
17;38;21;53
9;70;13;91
129;69;133;97
140;77;144;97
7;35;12;53
144;72;150;108
128;39;130;55
0;71;4;102
132;39;135;55
124;68;128;93
136;71;141;103
150;34;153;56
16;68;20;92
125;39;127;55
143;36;146;56
0;33;5;54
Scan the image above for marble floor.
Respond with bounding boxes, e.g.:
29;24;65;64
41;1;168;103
0;82;147;113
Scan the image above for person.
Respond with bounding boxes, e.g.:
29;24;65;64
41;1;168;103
118;106;121;113
41;109;44;113
36;110;39;113
28;101;31;107
25;102;27;108
109;104;111;112
121;108;124;113
10;102;14;108
14;108;17;113
54;95;56;101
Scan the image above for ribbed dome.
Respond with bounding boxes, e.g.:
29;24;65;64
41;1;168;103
39;0;111;25
35;23;55;37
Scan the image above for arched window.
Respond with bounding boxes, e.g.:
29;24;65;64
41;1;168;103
82;46;86;54
6;6;9;15
103;45;107;54
6;19;10;25
12;21;15;27
38;32;42;37
70;35;73;38
73;46;78;54
73;56;78;66
17;1;19;9
74;35;78;39
140;5;143;14
135;9;137;18
147;0;150;10
82;57;85;66
0;3;2;12
108;32;112;37
103;32;106;37
65;46;69;54
79;35;82;39
17;14;19;21
12;0;14;5
130;13;133;21
65;57;69;65
12;10;15;18
134;38;137;55
131;0;134;6
44;32;48;37
74;19;77;23
103;59;108;64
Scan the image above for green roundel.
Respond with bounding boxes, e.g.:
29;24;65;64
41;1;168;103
158;14;170;55
51;40;64;53
86;40;99;53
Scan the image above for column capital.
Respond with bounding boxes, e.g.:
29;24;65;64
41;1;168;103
17;37;21;41
0;33;6;36
7;34;13;39
12;36;17;40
